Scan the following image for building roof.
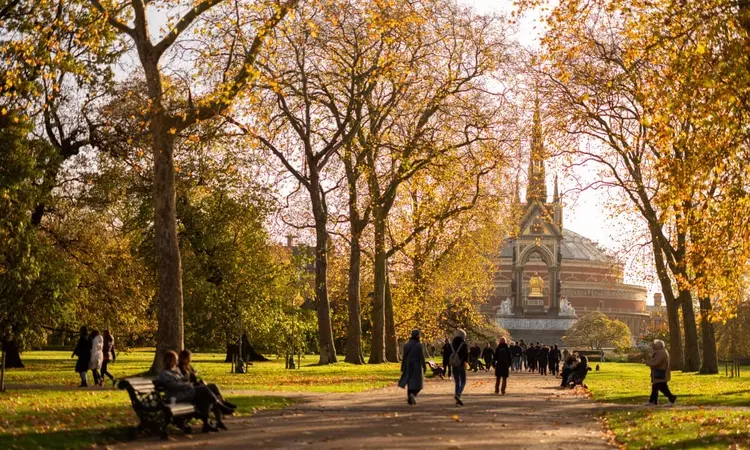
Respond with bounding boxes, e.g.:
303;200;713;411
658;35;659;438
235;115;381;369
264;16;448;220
500;228;615;263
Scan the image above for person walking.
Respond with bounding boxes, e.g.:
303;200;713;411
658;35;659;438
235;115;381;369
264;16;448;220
450;329;469;406
89;330;104;386
526;343;537;373
494;337;512;395
469;344;482;372
100;330;116;386
510;341;522;372
549;344;561;376
645;340;677;406
441;339;453;380
538;344;550;376
72;326;91;387
519;340;528;370
399;330;427;405
482;343;494;372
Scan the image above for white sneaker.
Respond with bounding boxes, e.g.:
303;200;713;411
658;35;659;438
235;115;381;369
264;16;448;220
643;402;656;407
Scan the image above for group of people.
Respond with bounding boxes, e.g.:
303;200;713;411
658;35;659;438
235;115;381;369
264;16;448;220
507;340;564;376
401;333;678;408
72;326;116;387
403;330;519;406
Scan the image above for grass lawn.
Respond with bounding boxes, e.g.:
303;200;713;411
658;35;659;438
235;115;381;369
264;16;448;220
0;349;401;449
4;349;402;392
586;363;750;449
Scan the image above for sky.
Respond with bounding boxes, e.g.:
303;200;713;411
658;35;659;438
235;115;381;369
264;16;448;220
465;0;659;299
141;0;658;300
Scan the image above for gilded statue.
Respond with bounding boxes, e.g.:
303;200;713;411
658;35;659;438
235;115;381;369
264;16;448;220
529;272;544;297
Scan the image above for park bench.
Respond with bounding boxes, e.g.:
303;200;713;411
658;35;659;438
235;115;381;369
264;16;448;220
427;360;445;378
118;377;197;439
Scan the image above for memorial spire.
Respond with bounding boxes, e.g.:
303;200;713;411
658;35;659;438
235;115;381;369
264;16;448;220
526;96;547;203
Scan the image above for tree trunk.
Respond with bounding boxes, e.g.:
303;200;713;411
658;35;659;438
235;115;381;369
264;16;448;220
369;212;386;364
651;237;684;370
680;289;700;372
698;296;718;374
384;273;399;362
345;233;365;364
313;220;337;364
0;347;5;392
1;340;23;369
144;58;184;373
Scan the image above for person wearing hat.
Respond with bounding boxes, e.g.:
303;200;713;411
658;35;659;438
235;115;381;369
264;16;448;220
399;329;426;405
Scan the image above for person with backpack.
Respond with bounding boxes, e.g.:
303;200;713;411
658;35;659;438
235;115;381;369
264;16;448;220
450;329;469;406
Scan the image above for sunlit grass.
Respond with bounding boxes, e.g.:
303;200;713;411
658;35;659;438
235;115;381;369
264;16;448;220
605;409;750;449
1;349;401;449
587;362;750;449
4;349;402;392
586;362;750;406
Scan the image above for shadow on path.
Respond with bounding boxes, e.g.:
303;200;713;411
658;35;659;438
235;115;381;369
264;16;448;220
116;371;615;449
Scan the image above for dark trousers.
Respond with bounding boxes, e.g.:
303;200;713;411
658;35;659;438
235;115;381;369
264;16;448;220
453;365;467;397
92;369;101;385
494;376;507;394
101;360;115;381
407;388;421;399
649;382;675;404
443;361;452;379
539;362;547;375
549;360;558;376
192;385;219;421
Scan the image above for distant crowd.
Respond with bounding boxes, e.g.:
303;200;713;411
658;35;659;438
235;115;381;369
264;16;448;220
400;331;677;409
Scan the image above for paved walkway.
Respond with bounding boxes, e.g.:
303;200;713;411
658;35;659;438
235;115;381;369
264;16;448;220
117;371;614;449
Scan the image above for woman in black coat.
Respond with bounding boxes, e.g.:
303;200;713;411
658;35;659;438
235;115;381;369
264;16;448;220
494;338;512;395
398;330;426;405
71;326;90;387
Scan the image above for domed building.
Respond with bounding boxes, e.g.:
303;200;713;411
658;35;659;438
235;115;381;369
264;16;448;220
486;104;648;343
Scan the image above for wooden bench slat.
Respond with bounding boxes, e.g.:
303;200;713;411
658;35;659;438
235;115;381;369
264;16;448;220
166;404;196;416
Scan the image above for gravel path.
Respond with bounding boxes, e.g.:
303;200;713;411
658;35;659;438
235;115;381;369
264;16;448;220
116;370;614;449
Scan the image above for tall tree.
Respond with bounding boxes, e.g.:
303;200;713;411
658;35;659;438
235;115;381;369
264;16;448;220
84;0;297;370
352;0;510;362
229;0;379;363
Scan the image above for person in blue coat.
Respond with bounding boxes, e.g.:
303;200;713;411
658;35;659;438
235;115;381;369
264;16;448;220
399;329;426;405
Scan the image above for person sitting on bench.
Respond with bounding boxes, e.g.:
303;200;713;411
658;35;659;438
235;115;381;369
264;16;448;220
178;350;236;410
427;361;446;378
157;351;232;432
569;355;591;388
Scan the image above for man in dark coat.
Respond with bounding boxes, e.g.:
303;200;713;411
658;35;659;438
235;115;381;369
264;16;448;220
72;326;90;387
481;343;494;372
549;344;562;376
526;344;537;373
519;340;528;370
399;330;427;405
494;338;512;395
441;339;453;380
510;341;522;371
538;345;550;376
469;344;482;372
451;330;470;406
